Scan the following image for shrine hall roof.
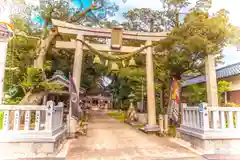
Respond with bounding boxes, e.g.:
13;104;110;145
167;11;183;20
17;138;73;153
0;24;13;38
182;62;240;87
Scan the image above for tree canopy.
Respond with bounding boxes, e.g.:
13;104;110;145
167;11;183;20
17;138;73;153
3;0;237;113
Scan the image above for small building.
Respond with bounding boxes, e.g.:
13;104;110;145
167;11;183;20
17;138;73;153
45;70;86;122
182;62;240;104
44;70;86;104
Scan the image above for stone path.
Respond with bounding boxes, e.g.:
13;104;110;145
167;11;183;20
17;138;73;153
66;110;203;160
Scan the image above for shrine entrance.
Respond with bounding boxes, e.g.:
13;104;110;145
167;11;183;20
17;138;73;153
34;19;167;135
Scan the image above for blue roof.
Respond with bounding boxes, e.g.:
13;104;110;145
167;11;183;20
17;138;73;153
182;62;240;87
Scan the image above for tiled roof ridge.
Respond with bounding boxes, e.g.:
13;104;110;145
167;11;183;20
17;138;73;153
184;62;240;79
216;62;240;71
182;61;240;87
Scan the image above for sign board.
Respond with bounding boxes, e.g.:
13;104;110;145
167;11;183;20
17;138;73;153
199;103;204;113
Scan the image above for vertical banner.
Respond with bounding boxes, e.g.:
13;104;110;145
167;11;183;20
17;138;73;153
168;77;180;124
69;75;80;121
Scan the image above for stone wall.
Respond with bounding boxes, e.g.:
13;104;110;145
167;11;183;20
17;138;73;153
0;128;67;158
178;131;240;154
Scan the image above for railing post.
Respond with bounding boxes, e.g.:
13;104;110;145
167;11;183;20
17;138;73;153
181;103;187;126
212;110;219;129
196;110;200;128
192;109;196;128
45;101;54;131
24;111;31;131
58;102;64;127
200;103;209;130
14;110;20;130
227;111;234;129
236;111;240;129
189;110;192;127
3;111;10;130
185;110;189;127
35;111;41;131
220;111;226;129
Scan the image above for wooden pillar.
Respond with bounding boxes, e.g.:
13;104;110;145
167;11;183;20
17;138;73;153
0;40;8;104
205;54;218;107
144;40;158;131
69;34;84;136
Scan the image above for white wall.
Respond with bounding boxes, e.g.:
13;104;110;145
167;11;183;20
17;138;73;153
221;75;240;91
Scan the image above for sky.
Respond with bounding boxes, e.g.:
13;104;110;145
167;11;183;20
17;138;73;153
110;0;240;68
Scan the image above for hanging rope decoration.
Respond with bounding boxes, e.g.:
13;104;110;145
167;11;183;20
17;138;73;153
105;52;111;66
77;39;154;61
129;57;136;67
110;62;119;71
122;60;126;67
93;55;101;64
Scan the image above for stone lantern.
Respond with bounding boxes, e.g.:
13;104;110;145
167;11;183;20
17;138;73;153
126;93;137;122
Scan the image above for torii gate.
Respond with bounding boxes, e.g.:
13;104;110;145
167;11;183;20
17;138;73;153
0;18;219;136
48;19;167;134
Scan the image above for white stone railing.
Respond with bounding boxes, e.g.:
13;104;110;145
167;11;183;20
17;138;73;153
180;103;240;139
0;101;65;141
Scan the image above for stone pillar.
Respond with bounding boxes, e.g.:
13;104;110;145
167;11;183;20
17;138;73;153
205;54;218;107
144;40;159;132
0;40;8;104
205;54;219;128
159;114;164;133
0;6;11;104
69;34;84;136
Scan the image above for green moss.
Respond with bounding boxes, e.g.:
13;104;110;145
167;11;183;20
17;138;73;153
0;112;3;130
168;125;176;137
107;111;126;122
134;124;144;129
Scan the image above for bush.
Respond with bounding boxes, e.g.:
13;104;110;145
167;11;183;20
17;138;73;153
224;102;240;107
0;112;4;130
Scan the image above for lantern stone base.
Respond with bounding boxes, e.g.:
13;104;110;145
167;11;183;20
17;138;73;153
140;124;160;134
137;113;148;124
177;128;240;155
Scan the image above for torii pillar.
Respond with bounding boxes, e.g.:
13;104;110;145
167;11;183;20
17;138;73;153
205;54;218;107
205;54;219;128
143;40;159;132
142;19;159;132
69;34;84;136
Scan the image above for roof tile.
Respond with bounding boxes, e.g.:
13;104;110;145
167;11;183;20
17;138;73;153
182;62;240;87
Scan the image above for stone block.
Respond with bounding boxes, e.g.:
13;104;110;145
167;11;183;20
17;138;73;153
137;113;148;124
0;128;67;158
178;131;240;154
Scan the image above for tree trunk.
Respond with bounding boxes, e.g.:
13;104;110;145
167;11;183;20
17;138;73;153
10;29;58;128
34;28;58;69
9;91;46;128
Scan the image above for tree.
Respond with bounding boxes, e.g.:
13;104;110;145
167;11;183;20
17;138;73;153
4;0;120;104
122;8;165;32
155;9;235;80
182;80;231;106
